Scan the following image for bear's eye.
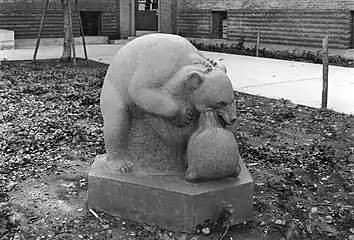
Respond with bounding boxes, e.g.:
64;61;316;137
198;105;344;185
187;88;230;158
216;101;228;107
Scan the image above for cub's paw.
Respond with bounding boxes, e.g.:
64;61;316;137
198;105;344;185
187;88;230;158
185;168;199;182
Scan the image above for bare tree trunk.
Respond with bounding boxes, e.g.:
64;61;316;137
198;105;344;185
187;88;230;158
61;0;71;61
33;0;50;62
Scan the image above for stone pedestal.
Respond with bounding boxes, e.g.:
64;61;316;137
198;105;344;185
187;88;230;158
88;154;254;232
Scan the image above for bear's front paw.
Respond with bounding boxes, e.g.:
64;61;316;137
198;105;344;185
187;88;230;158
106;160;134;173
117;162;134;173
173;106;194;127
183;107;194;124
205;58;227;73
206;57;218;67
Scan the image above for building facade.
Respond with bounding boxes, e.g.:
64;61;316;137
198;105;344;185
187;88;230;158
0;0;177;41
177;0;354;49
1;0;353;51
0;0;116;40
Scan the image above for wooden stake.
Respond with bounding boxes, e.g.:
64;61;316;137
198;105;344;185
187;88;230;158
321;36;329;109
256;29;261;57
33;0;50;62
68;0;76;65
75;0;87;60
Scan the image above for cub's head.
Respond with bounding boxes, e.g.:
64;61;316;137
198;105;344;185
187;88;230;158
186;67;237;127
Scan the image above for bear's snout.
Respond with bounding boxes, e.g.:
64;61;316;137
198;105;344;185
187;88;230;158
215;103;237;126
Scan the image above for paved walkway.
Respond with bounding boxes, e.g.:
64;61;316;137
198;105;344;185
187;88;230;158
1;44;353;115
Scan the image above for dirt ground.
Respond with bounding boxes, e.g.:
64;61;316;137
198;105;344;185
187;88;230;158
0;59;353;240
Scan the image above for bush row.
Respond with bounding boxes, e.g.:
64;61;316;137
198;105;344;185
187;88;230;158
189;41;354;67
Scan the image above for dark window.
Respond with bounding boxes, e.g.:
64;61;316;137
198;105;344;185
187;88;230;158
80;11;101;36
140;0;157;11
147;0;158;10
212;11;227;39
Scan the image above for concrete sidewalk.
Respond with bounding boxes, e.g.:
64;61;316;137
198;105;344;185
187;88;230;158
1;44;353;115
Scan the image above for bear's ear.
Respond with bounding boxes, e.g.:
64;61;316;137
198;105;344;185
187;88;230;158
186;71;203;90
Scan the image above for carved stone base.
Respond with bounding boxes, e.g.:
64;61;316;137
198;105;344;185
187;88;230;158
88;154;254;232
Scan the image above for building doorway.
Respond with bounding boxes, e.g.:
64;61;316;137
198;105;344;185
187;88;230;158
135;0;158;31
80;11;101;36
212;11;227;39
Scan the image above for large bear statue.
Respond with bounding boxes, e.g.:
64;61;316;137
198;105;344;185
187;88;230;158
100;33;239;178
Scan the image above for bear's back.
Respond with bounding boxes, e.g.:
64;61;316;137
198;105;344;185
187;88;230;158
105;34;205;89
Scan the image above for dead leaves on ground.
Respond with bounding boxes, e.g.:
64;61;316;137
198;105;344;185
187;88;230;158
235;93;354;239
0;60;353;239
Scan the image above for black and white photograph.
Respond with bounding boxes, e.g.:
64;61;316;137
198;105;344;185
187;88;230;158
0;0;353;239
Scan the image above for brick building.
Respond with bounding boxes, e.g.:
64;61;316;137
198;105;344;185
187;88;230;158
0;0;116;40
1;0;353;53
177;0;354;50
0;0;177;44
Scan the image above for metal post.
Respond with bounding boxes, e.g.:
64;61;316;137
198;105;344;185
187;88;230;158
321;36;329;109
75;0;87;59
256;30;261;57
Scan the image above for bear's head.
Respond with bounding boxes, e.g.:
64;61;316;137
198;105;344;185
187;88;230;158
186;66;237;127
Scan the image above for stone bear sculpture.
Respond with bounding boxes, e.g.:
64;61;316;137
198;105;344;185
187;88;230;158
185;109;241;182
100;33;237;174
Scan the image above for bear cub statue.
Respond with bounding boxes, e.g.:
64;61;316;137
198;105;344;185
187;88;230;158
185;108;241;182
